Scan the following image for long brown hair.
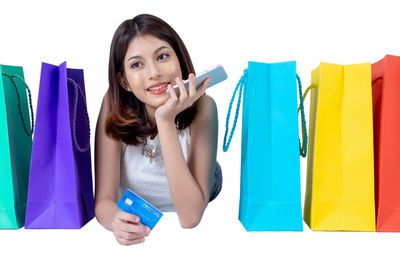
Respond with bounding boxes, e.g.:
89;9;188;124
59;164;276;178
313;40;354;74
105;14;198;145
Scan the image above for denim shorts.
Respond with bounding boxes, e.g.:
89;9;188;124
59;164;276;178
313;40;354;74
209;162;222;202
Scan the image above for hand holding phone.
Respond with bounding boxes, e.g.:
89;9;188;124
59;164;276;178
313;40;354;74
167;64;227;96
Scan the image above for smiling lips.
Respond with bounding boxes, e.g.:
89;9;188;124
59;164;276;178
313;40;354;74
146;82;170;94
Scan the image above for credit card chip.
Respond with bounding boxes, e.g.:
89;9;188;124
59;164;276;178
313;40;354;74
125;198;133;205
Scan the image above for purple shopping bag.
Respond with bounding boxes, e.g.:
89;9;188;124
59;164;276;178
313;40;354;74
25;62;94;229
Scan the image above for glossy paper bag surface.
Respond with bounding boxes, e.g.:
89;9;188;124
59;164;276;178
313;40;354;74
25;62;94;229
372;55;400;232
239;61;303;231
304;63;375;231
0;65;32;229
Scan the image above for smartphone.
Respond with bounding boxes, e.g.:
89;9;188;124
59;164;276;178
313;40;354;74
168;64;227;96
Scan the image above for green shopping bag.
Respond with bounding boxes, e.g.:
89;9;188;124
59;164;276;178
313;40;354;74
0;64;34;229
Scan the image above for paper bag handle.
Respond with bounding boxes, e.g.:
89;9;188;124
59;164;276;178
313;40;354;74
297;82;319;156
67;78;90;153
296;75;308;158
1;73;35;137
223;71;309;157
372;77;383;86
222;69;247;152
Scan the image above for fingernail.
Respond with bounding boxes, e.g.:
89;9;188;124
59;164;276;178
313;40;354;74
146;227;151;234
176;77;181;82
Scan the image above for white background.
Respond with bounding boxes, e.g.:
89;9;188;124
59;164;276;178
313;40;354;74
1;0;399;266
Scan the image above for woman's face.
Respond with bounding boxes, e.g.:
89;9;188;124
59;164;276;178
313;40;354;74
121;34;182;109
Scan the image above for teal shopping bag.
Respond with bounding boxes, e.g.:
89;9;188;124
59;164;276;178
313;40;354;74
0;65;34;229
223;61;307;231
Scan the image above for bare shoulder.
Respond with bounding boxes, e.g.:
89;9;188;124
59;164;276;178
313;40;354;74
96;92;116;138
195;94;218;121
95;91;121;146
99;92;111;116
190;95;218;133
96;92;113;129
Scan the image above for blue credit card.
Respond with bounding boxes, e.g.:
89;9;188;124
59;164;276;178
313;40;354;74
117;189;163;230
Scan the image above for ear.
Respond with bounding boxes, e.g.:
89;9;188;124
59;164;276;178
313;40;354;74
117;72;130;91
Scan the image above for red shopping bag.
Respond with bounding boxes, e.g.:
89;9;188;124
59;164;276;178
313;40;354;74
372;54;400;232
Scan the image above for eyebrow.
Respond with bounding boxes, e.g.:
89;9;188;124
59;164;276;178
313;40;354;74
126;46;169;62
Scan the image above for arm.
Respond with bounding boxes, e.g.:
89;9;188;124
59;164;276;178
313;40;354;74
95;94;150;245
94;94;122;230
156;75;218;228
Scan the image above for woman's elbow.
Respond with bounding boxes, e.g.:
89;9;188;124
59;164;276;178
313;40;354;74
176;194;208;228
179;216;202;229
178;210;204;229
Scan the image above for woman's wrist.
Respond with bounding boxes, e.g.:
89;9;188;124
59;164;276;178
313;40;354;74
155;115;176;128
95;198;119;231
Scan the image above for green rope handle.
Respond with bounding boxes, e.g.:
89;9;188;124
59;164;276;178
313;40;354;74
1;73;35;136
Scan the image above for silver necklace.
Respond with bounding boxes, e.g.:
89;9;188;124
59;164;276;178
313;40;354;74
139;108;180;163
139;108;161;163
138;136;160;163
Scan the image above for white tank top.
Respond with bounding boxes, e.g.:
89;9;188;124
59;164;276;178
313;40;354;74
119;127;190;212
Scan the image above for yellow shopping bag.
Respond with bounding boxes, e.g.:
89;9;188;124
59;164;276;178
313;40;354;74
303;63;375;231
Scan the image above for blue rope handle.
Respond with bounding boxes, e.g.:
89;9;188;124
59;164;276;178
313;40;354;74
296;74;308;157
222;69;247;152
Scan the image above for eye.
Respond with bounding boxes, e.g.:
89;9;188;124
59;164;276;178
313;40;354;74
157;53;169;61
131;61;143;69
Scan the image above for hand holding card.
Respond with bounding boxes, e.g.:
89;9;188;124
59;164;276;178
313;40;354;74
112;210;150;246
117;189;163;230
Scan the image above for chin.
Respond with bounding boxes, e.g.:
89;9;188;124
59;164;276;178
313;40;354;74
150;95;170;107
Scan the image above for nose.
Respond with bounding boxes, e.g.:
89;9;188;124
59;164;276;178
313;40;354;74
147;62;162;80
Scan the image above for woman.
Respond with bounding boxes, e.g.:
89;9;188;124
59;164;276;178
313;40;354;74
94;14;222;246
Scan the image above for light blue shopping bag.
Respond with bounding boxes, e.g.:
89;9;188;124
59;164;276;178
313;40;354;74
223;61;307;231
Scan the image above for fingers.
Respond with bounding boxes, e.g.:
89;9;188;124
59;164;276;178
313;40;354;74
112;219;152;246
179;74;209;105
197;77;211;97
112;211;152;246
116;236;145;246
113;223;150;240
176;76;189;100
167;83;178;103
116;219;150;233
188;73;196;97
157;74;209;122
117;211;140;224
